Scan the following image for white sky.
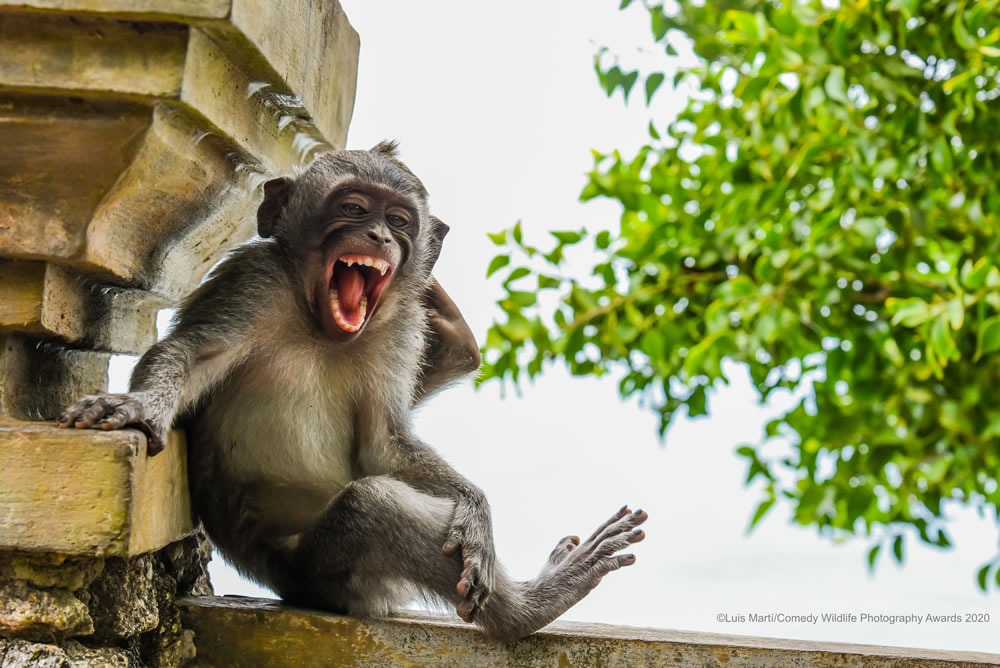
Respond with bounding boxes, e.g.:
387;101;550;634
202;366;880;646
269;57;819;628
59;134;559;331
115;0;1000;654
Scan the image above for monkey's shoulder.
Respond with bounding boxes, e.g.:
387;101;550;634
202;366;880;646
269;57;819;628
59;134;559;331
175;241;301;328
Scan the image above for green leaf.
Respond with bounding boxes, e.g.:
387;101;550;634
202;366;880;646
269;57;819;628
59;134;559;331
963;258;991;290
978;316;1000;356
892;535;904;563
503;267;531;285
931;315;955;363
726;10;763;41
487;230;507;246
507;290;537;307
931;136;953;173
595;230;612;250
824;67;848;104
645;72;666;105
945;299;964;330
513;221;523;245
621;70;639;100
888;298;932;327
977;564;991;591
868;544;881;570
953;7;978;50
551;230;585;245
749;497;775;530
486;254;510;278
538;274;561;290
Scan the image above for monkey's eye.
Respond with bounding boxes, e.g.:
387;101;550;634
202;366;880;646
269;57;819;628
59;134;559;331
342;203;366;216
387;214;409;228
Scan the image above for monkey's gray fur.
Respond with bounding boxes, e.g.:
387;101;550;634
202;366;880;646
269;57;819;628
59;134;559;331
59;142;647;640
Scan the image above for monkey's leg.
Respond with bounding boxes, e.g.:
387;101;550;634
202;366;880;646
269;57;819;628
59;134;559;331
278;477;645;641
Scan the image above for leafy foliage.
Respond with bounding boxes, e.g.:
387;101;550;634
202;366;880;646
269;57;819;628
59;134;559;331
480;0;1000;587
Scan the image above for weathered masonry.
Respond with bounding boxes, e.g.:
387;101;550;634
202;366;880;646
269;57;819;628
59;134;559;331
0;1;358;664
1;2;999;666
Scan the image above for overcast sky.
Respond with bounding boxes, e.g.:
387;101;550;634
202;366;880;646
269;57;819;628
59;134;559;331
153;0;1000;653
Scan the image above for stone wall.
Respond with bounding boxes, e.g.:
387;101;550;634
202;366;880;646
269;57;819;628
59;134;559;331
0;2;358;665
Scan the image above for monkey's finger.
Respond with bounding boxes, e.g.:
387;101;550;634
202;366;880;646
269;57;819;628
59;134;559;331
58;398;94;426
442;539;460;555
97;406;133;430
584;505;631;543
74;400;113;428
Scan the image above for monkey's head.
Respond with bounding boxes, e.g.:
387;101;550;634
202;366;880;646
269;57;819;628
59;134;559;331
257;141;447;341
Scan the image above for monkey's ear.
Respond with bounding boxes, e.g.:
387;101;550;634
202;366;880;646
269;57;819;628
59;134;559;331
426;216;450;269
371;140;400;158
257;177;292;238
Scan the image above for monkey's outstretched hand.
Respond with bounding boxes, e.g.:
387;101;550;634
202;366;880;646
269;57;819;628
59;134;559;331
57;392;167;455
442;498;497;623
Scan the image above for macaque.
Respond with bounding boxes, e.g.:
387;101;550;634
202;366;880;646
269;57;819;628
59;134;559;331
60;142;647;640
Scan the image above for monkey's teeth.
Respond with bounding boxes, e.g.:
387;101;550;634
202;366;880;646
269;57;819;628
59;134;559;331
329;288;367;333
338;255;390;275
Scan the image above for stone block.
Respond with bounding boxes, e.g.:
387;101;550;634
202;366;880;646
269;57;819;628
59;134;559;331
179;597;1000;667
87;556;159;641
0;638;131;668
0;0;227;18
0;335;109;421
0;421;193;557
0;12;187;97
0;581;92;639
0;552;104;592
229;0;359;148
0;94;150;262
83;103;262;300
0;262;85;342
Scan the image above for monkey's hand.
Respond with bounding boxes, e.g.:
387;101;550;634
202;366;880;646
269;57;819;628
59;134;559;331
57;392;167;456
443;495;496;623
415;279;480;404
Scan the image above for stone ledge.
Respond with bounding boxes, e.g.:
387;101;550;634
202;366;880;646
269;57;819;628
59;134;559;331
0;421;192;556
178;596;1000;667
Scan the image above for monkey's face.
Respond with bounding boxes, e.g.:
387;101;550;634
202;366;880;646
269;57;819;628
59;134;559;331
309;181;417;341
257;144;438;343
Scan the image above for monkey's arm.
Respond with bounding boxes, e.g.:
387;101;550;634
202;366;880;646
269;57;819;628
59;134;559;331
58;247;269;454
414;278;481;404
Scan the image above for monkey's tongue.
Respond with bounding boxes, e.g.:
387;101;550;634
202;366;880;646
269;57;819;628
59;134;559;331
337;266;366;312
331;266;368;331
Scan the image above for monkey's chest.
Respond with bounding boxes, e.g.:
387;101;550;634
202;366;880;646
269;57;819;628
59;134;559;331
196;360;363;503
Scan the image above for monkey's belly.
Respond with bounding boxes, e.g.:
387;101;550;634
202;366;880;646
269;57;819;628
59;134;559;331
190;377;357;537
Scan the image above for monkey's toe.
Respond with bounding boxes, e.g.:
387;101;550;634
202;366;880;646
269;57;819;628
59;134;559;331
547;535;581;566
585;506;632;543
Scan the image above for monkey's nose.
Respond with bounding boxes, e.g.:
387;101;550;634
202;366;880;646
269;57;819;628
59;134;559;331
366;229;392;245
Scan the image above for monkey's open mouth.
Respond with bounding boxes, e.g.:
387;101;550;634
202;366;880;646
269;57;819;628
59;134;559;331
329;254;393;332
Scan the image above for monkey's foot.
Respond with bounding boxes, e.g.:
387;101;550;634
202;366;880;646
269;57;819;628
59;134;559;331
57;393;166;455
540;506;646;594
443;508;496;624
